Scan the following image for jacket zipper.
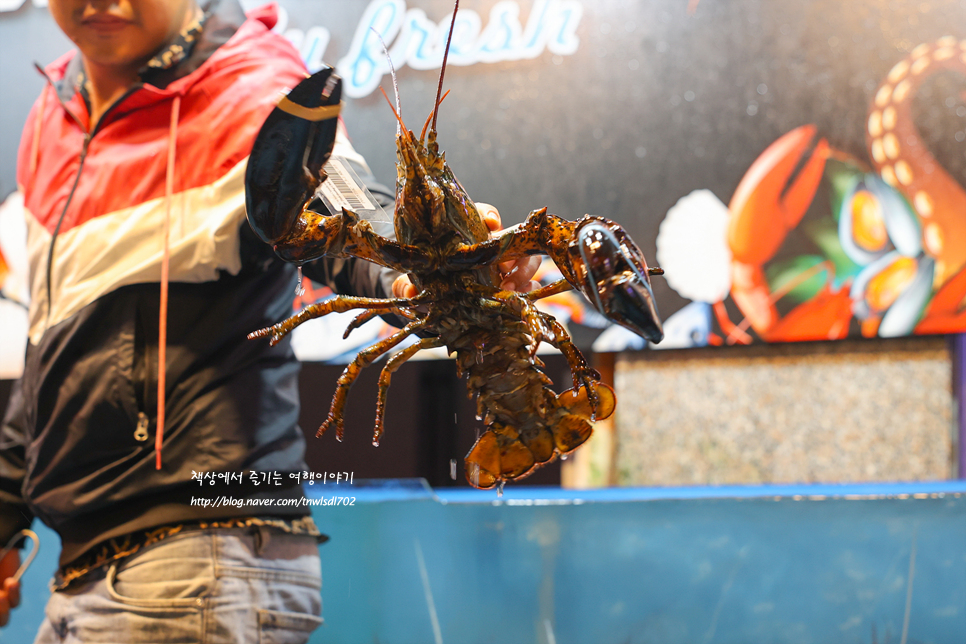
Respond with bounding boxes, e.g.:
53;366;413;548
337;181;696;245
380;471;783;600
134;412;150;442
42;83;142;323
44;134;89;318
36;77;151;443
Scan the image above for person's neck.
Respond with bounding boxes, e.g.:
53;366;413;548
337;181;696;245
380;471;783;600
82;59;141;130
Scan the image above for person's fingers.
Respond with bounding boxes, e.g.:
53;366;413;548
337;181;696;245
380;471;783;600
392;275;406;298
499;256;542;292
477;202;501;232
0;548;18;626
515;255;542;284
5;578;19;609
0;589;9;627
392;275;418;299
500;277;540;294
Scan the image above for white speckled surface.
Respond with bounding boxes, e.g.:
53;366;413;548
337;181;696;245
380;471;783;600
615;338;955;485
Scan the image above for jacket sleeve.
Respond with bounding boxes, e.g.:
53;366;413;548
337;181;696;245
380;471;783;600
0;379;34;545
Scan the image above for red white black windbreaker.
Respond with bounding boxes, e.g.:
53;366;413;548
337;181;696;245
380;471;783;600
0;0;393;565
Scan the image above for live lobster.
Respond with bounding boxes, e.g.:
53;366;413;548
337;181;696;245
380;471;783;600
244;7;664;489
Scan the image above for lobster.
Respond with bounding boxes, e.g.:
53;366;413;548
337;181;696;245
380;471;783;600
244;6;664;489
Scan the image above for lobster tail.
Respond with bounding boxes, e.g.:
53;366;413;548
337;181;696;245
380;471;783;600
462;332;616;488
554;384;615;451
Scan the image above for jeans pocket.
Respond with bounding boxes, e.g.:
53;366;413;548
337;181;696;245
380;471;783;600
258;609;323;644
105;557;215;609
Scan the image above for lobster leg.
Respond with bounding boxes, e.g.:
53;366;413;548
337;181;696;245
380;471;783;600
541;316;601;404
249;294;428;346
318;318;428;440
343;307;416;340
372;337;444;446
272;209;426;271
526;278;574;302
473;287;601;409
475;289;553;357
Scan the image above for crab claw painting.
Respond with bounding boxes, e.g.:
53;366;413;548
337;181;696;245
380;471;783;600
656;38;966;348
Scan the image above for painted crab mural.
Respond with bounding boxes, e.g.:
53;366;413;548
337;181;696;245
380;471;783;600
656;37;966;347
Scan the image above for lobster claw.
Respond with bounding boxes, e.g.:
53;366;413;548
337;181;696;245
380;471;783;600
574;220;664;343
245;66;343;250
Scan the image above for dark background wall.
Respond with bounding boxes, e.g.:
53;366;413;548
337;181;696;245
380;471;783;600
4;0;966;323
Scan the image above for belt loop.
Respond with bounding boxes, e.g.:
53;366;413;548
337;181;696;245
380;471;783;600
253;525;272;557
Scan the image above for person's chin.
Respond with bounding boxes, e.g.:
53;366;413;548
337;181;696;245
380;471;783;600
77;39;147;68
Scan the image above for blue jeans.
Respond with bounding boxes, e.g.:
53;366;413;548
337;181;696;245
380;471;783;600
34;527;323;643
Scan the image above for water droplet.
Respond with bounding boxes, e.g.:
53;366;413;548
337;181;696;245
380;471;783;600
295;266;305;297
497;481;505;497
450;459;457;480
560;453;568;461
372;438;380;447
453;413;458;424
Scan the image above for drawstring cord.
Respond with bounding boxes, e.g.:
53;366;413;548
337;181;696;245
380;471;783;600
157;94;181;470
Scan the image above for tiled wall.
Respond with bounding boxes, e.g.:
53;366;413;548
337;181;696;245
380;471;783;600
615;337;956;486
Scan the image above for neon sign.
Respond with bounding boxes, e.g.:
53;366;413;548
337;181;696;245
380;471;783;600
285;0;583;98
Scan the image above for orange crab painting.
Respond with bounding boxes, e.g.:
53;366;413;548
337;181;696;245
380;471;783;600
656;37;966;347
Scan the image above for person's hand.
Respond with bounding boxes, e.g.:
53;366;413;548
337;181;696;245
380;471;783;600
0;548;20;627
392;202;542;298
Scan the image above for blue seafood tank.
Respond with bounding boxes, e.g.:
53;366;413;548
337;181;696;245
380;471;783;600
13;479;966;643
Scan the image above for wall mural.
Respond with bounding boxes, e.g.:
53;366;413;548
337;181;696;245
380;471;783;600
2;0;966;373
659;38;966;347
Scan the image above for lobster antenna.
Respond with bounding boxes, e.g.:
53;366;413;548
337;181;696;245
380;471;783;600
373;28;402;136
379;86;409;139
421;89;450;143
431;0;460;133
